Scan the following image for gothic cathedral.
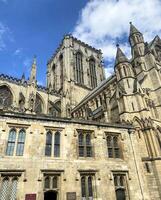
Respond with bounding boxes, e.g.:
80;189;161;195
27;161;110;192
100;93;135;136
0;23;160;200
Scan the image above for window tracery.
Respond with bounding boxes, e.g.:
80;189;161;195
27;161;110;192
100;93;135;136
0;85;13;108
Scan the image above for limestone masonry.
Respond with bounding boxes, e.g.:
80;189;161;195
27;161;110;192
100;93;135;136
0;23;160;200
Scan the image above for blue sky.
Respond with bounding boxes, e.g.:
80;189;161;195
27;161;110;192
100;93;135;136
0;0;161;85
0;0;86;85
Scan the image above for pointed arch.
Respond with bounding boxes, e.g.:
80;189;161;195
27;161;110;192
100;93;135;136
75;51;84;84
54;131;60;157
132;117;144;129
89;57;97;88
0;84;13;108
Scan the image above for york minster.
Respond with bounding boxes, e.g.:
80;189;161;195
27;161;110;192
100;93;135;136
0;23;161;200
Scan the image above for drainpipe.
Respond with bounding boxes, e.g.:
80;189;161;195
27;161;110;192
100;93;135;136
128;129;145;200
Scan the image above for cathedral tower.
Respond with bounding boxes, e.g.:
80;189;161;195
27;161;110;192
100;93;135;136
47;35;105;117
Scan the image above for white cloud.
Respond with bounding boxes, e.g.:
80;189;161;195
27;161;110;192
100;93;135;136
73;0;161;77
0;22;13;51
0;23;8;50
14;48;23;56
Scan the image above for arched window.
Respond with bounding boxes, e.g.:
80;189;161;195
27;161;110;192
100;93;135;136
45;132;52;156
35;94;43;114
107;136;113;158
52;63;56;90
75;52;84;84
78;132;92;157
86;134;92;157
45;177;50;188
81;176;86;197
52;176;58;188
6;129;16;156
81;175;94;198
0;85;13;108
16;129;26;156
88;176;93;197
89;58;97;88
54;132;60;157
113;136;120;158
78;133;84;157
113;174;127;200
106;135;121;158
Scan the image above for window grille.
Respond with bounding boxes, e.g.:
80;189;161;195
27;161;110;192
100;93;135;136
0;177;18;200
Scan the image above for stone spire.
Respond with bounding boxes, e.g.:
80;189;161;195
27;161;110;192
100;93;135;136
129;22;141;36
29;56;37;84
115;44;129;66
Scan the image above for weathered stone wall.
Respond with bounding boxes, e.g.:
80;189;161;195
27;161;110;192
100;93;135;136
0;113;151;200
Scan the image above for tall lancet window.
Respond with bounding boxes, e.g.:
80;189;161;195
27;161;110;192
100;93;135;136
89;58;97;88
75;52;84;84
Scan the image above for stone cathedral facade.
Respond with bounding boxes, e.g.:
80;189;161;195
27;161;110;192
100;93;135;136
0;23;160;200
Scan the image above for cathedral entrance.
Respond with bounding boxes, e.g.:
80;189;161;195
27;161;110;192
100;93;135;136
44;191;57;200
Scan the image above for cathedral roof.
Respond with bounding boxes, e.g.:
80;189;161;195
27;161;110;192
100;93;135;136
115;45;129;66
129;22;141;36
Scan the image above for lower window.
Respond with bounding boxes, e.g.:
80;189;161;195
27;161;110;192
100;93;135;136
113;173;129;200
0;176;18;200
81;174;96;200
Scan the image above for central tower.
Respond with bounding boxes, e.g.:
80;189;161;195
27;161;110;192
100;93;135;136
47;35;105;117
